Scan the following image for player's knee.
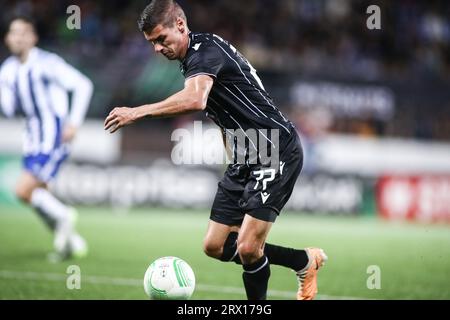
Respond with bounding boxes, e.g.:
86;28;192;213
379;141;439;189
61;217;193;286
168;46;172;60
15;185;32;203
237;241;260;262
202;240;223;260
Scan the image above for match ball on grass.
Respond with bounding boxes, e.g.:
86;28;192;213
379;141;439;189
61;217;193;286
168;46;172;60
144;257;196;300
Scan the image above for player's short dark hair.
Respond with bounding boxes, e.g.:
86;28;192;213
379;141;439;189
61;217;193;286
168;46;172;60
7;15;37;33
138;0;187;33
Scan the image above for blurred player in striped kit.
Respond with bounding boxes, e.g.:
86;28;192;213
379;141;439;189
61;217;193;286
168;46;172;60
0;17;93;261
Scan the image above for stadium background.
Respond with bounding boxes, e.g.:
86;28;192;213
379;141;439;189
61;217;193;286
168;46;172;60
0;0;449;300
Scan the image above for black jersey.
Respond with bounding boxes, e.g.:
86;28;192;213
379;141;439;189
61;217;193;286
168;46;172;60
180;32;296;164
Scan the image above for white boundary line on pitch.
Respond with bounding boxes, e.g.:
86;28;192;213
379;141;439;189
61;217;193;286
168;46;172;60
0;270;369;300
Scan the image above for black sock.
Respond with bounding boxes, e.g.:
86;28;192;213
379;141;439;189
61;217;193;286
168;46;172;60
220;232;240;262
220;233;308;271
242;256;270;300
264;243;309;271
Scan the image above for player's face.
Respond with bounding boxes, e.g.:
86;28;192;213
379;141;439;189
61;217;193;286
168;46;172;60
5;20;38;56
144;18;187;60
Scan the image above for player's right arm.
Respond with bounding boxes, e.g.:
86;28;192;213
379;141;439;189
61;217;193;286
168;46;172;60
104;75;214;133
134;74;213;118
105;40;224;133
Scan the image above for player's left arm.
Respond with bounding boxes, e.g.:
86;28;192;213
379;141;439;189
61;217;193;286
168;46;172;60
0;64;16;118
0;83;16;118
51;55;94;142
104;75;213;133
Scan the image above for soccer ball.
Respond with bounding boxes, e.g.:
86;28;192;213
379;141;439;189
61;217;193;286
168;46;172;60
143;256;196;300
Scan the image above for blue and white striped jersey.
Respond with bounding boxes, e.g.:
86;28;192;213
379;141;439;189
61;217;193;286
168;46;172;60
0;47;93;156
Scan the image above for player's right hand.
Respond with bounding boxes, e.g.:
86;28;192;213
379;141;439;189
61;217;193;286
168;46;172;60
104;107;138;133
62;124;77;143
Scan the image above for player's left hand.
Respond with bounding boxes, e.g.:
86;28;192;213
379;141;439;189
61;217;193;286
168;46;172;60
62;124;77;143
104;107;137;133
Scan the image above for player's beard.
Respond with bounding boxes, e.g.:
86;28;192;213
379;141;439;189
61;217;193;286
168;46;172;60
161;48;178;60
163;52;176;60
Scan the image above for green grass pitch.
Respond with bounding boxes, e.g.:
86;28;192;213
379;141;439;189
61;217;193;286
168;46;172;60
0;205;449;300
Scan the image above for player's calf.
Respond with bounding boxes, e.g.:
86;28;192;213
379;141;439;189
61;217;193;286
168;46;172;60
238;238;270;300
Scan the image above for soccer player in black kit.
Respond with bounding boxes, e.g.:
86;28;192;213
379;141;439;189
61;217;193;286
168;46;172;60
105;0;327;300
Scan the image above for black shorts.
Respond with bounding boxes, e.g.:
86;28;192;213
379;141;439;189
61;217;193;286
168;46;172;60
210;132;303;226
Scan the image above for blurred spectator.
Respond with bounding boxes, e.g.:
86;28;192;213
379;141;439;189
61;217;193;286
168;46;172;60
1;0;448;142
1;0;448;80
